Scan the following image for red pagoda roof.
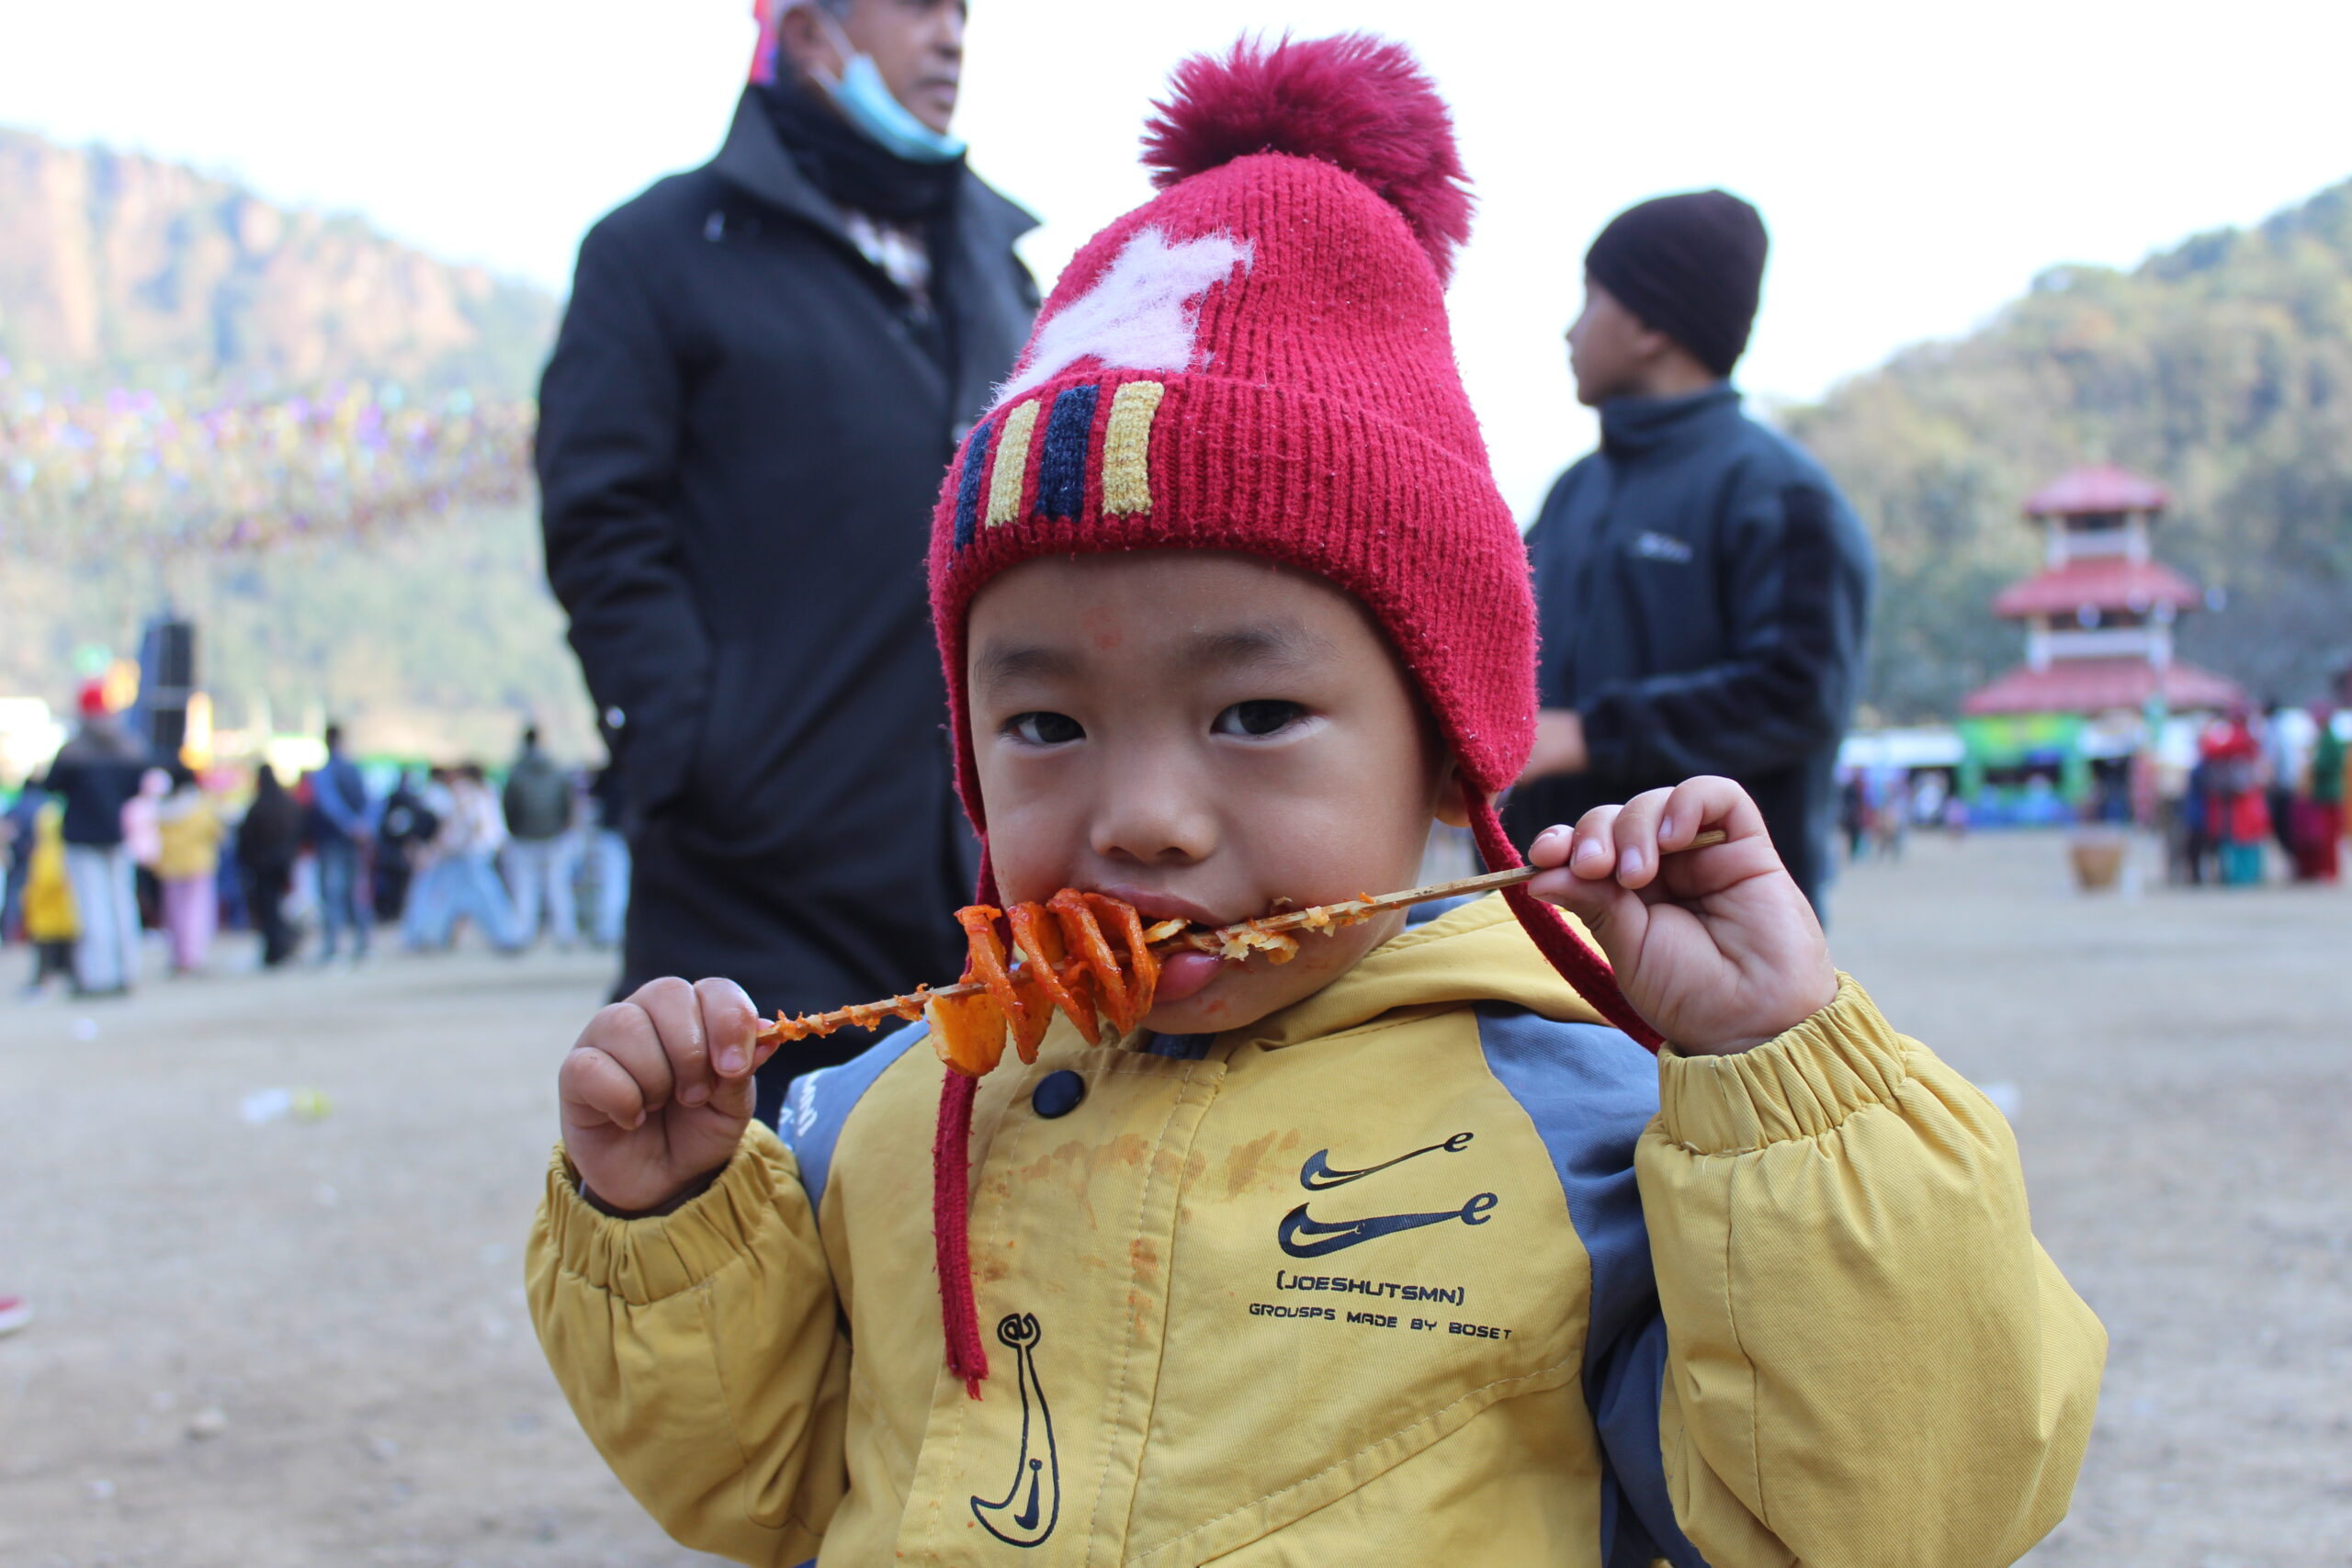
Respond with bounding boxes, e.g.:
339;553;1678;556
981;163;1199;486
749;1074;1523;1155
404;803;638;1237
1962;658;2242;716
2022;463;2170;517
1990;558;2202;619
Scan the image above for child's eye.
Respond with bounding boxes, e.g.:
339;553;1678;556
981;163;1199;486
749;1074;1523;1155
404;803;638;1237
1007;711;1085;746
1212;699;1307;739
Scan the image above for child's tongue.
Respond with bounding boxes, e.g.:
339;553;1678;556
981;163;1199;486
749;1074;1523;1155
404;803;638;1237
1150;950;1227;1004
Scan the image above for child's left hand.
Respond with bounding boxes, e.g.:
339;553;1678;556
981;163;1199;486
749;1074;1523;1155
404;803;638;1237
1525;775;1837;1055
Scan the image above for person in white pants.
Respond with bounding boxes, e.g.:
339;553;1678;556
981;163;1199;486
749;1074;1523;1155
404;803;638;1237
38;685;153;997
504;835;580;949
500;726;579;949
62;843;141;994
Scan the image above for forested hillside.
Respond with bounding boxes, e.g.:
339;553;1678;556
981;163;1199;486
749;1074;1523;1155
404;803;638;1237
7;123;2349;749
1789;179;2352;721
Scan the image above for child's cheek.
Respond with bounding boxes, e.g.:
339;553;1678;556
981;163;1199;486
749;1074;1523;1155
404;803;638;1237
978;805;1083;906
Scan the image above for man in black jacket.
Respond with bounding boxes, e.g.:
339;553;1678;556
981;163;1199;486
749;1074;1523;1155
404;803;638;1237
39;683;153;996
537;0;1037;1118
1504;191;1873;914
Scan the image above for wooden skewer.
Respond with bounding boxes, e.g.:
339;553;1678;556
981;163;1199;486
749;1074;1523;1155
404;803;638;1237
755;829;1728;1043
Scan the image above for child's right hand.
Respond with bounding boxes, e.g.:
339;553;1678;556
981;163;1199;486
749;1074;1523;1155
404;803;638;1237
558;976;777;1216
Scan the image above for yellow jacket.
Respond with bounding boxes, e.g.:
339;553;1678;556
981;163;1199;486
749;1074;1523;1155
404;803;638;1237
156;793;225;882
23;800;76;942
527;895;2102;1567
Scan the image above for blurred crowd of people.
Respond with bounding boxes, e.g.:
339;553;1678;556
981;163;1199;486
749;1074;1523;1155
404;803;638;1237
2166;700;2346;887
1836;769;1954;864
1825;697;2352;890
0;690;631;998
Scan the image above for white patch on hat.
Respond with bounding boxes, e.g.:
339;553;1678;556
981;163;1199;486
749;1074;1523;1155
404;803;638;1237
993;227;1253;407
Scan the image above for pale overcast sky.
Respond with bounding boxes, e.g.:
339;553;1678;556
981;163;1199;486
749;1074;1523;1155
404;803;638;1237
6;0;2348;513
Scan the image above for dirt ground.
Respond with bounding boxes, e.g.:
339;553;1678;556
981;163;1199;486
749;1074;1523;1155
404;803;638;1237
2;831;2346;1567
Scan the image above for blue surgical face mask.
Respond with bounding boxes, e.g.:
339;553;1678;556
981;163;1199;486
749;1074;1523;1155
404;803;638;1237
812;10;967;164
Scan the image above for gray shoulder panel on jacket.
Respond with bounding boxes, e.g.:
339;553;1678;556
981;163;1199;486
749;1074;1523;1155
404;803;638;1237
1470;1007;1659;1370
1473;1007;1709;1568
776;1021;930;1216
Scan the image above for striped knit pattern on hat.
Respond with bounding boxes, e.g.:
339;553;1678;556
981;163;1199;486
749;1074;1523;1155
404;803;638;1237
922;33;1659;1395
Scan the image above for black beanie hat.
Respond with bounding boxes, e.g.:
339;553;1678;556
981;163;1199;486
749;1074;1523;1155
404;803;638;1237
1584;189;1768;378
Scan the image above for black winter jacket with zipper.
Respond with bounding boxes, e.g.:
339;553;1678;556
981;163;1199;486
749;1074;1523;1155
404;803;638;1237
537;92;1037;1069
1503;388;1873;911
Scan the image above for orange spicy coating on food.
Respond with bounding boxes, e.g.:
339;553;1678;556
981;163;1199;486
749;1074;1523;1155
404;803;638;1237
1048;888;1134;1034
764;885;1396;1059
766;987;931;1042
765;880;1437;1073
1008;902;1098;1045
1084;893;1160;1020
930;985;1008;1077
1004;954;1056;1066
953;905;1030;1033
923;890;1176;1075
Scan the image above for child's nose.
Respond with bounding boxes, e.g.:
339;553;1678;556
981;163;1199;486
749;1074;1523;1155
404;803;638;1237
1090;761;1217;867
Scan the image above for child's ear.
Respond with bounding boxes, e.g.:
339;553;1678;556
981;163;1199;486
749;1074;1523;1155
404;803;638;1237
1433;760;1475;829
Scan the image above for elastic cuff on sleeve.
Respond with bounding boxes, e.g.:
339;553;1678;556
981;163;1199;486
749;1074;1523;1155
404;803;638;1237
541;1122;802;1305
1656;975;1907;1153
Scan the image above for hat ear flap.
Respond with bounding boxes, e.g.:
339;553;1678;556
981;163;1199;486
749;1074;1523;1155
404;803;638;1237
1467;797;1663;1053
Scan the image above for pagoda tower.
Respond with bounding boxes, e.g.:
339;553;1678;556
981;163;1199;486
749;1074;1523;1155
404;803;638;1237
1962;463;2242;716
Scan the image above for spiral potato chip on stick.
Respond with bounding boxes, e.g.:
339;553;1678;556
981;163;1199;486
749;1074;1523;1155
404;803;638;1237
953;906;1028;1031
930;986;1008;1077
1086;893;1161;1021
1048;888;1131;1035
1008;902;1096;1045
753;833;1729;1071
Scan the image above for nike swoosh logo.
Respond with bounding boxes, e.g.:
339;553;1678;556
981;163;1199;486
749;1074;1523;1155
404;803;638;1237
1277;1193;1498;1258
1299;1132;1475;1190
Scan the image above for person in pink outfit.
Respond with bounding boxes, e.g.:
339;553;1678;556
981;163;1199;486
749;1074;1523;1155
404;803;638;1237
155;764;226;973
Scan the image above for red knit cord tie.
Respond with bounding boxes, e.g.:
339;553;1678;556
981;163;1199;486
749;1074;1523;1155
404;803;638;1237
932;1068;989;1398
930;844;1002;1398
1469;797;1664;1055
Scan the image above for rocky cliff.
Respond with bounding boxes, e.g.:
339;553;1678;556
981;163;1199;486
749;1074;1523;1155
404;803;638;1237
0;128;554;396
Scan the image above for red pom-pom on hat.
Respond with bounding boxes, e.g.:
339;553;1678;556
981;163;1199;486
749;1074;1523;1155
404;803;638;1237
1142;33;1474;284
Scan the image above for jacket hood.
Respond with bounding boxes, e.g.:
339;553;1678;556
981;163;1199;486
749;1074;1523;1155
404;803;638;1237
1232;891;1610;1051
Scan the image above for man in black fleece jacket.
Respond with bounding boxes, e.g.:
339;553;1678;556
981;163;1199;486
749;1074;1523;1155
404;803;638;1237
1504;191;1873;913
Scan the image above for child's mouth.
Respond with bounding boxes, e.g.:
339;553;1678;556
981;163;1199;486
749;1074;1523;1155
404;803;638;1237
1083;886;1242;1010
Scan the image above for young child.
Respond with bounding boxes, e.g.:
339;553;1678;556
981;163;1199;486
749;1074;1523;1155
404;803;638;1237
20;795;78;995
528;37;2102;1567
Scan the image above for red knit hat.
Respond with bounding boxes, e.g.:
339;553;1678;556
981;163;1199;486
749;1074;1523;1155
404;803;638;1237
923;33;1658;1395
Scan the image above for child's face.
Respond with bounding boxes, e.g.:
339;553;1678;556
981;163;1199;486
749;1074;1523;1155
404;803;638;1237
967;551;1464;1036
